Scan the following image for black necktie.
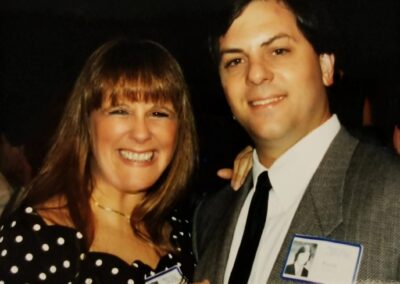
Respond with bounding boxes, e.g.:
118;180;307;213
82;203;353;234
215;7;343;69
228;171;272;284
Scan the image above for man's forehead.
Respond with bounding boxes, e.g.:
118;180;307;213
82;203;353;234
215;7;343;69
218;1;298;49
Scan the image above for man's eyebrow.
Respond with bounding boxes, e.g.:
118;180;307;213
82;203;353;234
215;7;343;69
219;33;292;57
261;33;292;47
219;48;243;57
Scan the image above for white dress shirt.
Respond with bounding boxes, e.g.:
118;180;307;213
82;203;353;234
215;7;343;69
224;115;341;284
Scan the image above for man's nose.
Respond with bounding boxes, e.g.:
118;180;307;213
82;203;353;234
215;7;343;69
247;59;273;85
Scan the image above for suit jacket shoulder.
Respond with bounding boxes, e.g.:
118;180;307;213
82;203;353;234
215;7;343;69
192;174;253;283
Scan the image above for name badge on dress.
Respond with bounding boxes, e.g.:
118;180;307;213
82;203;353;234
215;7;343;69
145;265;187;284
281;234;363;284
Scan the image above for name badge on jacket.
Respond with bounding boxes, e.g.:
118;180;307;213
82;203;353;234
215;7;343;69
145;265;187;284
281;234;363;284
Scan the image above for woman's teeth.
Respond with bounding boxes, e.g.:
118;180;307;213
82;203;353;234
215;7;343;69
120;150;154;161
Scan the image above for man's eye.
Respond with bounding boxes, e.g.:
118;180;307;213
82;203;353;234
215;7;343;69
273;48;289;56
224;58;242;68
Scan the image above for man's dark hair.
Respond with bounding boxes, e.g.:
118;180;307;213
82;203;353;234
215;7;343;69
209;0;339;64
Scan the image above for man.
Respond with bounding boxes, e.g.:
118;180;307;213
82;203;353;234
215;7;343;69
192;0;400;283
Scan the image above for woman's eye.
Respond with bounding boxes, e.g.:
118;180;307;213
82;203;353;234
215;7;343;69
109;108;128;115
152;111;170;118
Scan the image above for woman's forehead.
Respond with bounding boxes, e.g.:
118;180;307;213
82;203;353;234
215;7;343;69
101;92;174;107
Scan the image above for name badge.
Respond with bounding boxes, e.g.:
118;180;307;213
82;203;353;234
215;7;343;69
145;265;187;284
281;234;363;284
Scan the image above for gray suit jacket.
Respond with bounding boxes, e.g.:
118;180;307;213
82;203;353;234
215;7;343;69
193;129;400;283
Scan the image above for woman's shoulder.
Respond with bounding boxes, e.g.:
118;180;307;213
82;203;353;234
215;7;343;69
0;206;86;282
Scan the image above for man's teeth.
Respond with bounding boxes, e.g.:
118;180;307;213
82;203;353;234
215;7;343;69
120;150;154;161
251;96;284;106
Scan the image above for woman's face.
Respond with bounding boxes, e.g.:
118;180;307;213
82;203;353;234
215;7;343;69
89;99;178;196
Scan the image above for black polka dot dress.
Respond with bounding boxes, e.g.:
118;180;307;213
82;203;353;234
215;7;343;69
0;207;195;283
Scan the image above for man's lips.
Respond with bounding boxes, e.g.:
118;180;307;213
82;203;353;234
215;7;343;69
249;95;286;107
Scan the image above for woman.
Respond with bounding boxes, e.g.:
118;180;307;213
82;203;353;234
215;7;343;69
0;38;199;283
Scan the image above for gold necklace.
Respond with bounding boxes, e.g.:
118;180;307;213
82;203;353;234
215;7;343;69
92;198;131;222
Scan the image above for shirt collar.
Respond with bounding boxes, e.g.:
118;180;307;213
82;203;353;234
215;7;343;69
252;115;341;211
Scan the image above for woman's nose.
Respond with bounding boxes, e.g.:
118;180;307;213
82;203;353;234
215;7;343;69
129;117;151;143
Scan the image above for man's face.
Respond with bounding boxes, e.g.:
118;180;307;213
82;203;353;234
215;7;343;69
218;0;334;165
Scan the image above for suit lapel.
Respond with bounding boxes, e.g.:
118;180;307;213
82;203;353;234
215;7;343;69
210;174;254;283
269;129;359;281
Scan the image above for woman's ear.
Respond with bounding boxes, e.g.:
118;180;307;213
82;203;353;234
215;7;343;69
320;53;335;87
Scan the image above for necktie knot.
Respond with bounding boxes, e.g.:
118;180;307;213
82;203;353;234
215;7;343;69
255;171;272;193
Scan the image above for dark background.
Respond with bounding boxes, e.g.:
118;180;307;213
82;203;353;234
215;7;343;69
1;0;400;190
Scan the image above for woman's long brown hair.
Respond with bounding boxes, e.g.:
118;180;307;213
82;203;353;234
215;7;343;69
23;38;198;251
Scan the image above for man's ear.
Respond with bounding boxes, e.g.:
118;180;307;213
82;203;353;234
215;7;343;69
319;53;335;87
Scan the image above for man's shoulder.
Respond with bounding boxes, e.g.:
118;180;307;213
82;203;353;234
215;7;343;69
350;141;400;176
345;141;400;202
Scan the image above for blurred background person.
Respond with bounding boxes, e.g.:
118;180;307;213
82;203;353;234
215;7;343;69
0;128;32;214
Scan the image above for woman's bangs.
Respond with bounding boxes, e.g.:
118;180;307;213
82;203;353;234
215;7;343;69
101;74;179;108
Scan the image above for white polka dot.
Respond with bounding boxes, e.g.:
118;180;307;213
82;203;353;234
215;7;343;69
63;260;70;268
10;221;17;228
171;216;177;221
57;237;65;245
127;280;134;284
172;235;178;239
188;233;192;237
25;207;33;213
179;231;184;236
168;253;173;259
49;265;57;273
133;263;139;268
0;236;3;243
111;267;119;275
38;272;47;280
0;280;5;284
184;219;189;223
15;235;23;243
33;224;41;231
150;271;155;276
177;262;182;267
1;249;7;257
76;232;83;239
42;244;50;251
25;253;34;261
177;247;182;252
95;259;103;266
10;265;18;274
85;278;93;284
80;253;85;260
0;225;3;231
